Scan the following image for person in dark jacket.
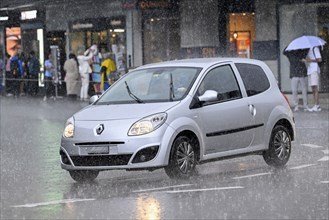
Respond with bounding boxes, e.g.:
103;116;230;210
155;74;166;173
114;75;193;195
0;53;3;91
0;54;4;95
10;51;23;97
5;53;13;96
283;48;309;111
27;51;40;96
19;52;28;96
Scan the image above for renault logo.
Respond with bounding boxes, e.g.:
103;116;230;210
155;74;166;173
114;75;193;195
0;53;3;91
95;124;104;135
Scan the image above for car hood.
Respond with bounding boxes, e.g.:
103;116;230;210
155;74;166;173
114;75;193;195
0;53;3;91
74;102;179;121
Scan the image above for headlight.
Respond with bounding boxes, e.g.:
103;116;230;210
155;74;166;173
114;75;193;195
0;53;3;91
63;117;75;138
128;113;167;136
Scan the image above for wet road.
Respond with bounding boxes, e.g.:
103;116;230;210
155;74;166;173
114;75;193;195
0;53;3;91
1;96;328;219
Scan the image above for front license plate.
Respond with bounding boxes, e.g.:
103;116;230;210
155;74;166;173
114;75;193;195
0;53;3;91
81;146;109;155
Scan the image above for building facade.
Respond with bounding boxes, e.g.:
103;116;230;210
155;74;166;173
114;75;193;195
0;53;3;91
0;0;328;93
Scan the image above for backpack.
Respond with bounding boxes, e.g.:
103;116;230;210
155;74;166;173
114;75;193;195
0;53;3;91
10;59;21;77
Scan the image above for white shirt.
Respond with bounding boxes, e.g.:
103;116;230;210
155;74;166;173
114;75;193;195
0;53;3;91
77;51;93;75
306;47;321;75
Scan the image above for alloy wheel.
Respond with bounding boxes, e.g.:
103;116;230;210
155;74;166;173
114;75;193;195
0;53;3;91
273;130;290;160
176;141;195;174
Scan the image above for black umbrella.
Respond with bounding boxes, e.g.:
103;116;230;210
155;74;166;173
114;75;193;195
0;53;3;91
283;48;308;78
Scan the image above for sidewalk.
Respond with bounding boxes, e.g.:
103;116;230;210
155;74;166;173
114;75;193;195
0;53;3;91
285;92;329;111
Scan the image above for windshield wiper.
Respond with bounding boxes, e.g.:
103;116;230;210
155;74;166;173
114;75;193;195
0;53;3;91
169;72;175;101
125;81;144;103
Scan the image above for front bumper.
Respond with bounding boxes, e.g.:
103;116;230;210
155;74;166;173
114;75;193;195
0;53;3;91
60;121;175;171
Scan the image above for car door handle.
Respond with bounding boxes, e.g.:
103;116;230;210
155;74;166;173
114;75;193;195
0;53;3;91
248;104;256;116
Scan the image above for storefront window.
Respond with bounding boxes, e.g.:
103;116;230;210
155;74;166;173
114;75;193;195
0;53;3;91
70;17;127;74
71;29;126;54
71;32;85;54
228;13;255;58
6;27;21;56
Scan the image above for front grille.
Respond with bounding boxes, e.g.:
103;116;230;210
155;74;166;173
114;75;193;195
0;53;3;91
70;155;132;166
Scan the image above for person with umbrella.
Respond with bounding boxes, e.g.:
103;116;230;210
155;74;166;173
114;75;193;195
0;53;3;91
286;35;326;112
283;48;309;111
302;46;322;112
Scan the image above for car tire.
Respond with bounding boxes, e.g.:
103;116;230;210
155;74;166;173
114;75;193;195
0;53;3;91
69;170;99;182
263;125;291;167
165;135;198;179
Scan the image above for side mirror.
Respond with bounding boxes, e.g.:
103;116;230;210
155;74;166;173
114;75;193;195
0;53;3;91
89;95;99;104
198;90;218;102
189;90;218;109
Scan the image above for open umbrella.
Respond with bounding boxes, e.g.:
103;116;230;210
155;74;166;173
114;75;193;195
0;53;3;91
285;35;326;51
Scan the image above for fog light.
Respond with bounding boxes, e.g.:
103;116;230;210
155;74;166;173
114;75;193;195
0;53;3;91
132;146;159;163
60;150;71;165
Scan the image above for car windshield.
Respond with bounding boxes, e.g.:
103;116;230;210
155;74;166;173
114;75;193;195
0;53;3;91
96;67;202;104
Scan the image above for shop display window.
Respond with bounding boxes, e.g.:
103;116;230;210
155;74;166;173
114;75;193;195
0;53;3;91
228;13;255;59
230;31;251;58
6;27;21;56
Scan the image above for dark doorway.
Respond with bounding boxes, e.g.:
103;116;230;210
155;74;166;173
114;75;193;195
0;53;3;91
318;7;329;92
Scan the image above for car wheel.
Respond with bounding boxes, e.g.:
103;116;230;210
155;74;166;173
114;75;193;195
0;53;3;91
263;125;291;167
165;135;197;179
69;170;99;182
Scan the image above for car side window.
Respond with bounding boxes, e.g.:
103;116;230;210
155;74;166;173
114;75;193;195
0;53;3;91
197;65;242;102
235;63;270;96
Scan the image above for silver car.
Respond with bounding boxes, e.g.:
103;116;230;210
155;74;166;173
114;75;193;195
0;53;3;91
60;58;295;182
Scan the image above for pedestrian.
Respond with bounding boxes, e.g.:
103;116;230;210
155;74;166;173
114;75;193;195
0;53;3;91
0;54;4;96
283;48;309;111
100;52;117;92
10;51;23;97
302;46;322;112
27;51;40;96
64;53;80;100
19;52;28;96
5;53;13;96
77;48;93;101
43;53;55;101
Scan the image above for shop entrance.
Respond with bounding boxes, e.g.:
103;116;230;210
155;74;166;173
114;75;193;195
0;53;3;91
228;13;255;58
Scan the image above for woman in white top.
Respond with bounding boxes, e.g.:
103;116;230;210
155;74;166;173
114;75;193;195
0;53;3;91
77;48;94;101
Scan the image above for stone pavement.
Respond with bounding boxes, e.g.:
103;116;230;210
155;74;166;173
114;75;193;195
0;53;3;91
285;93;329;111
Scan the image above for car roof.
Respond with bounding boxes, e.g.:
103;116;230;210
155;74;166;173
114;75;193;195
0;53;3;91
134;57;265;69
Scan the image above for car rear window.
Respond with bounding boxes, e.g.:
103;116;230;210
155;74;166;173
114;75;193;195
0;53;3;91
235;63;270;96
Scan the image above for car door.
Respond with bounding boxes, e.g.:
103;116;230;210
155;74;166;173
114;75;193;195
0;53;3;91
195;64;255;154
234;62;272;147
